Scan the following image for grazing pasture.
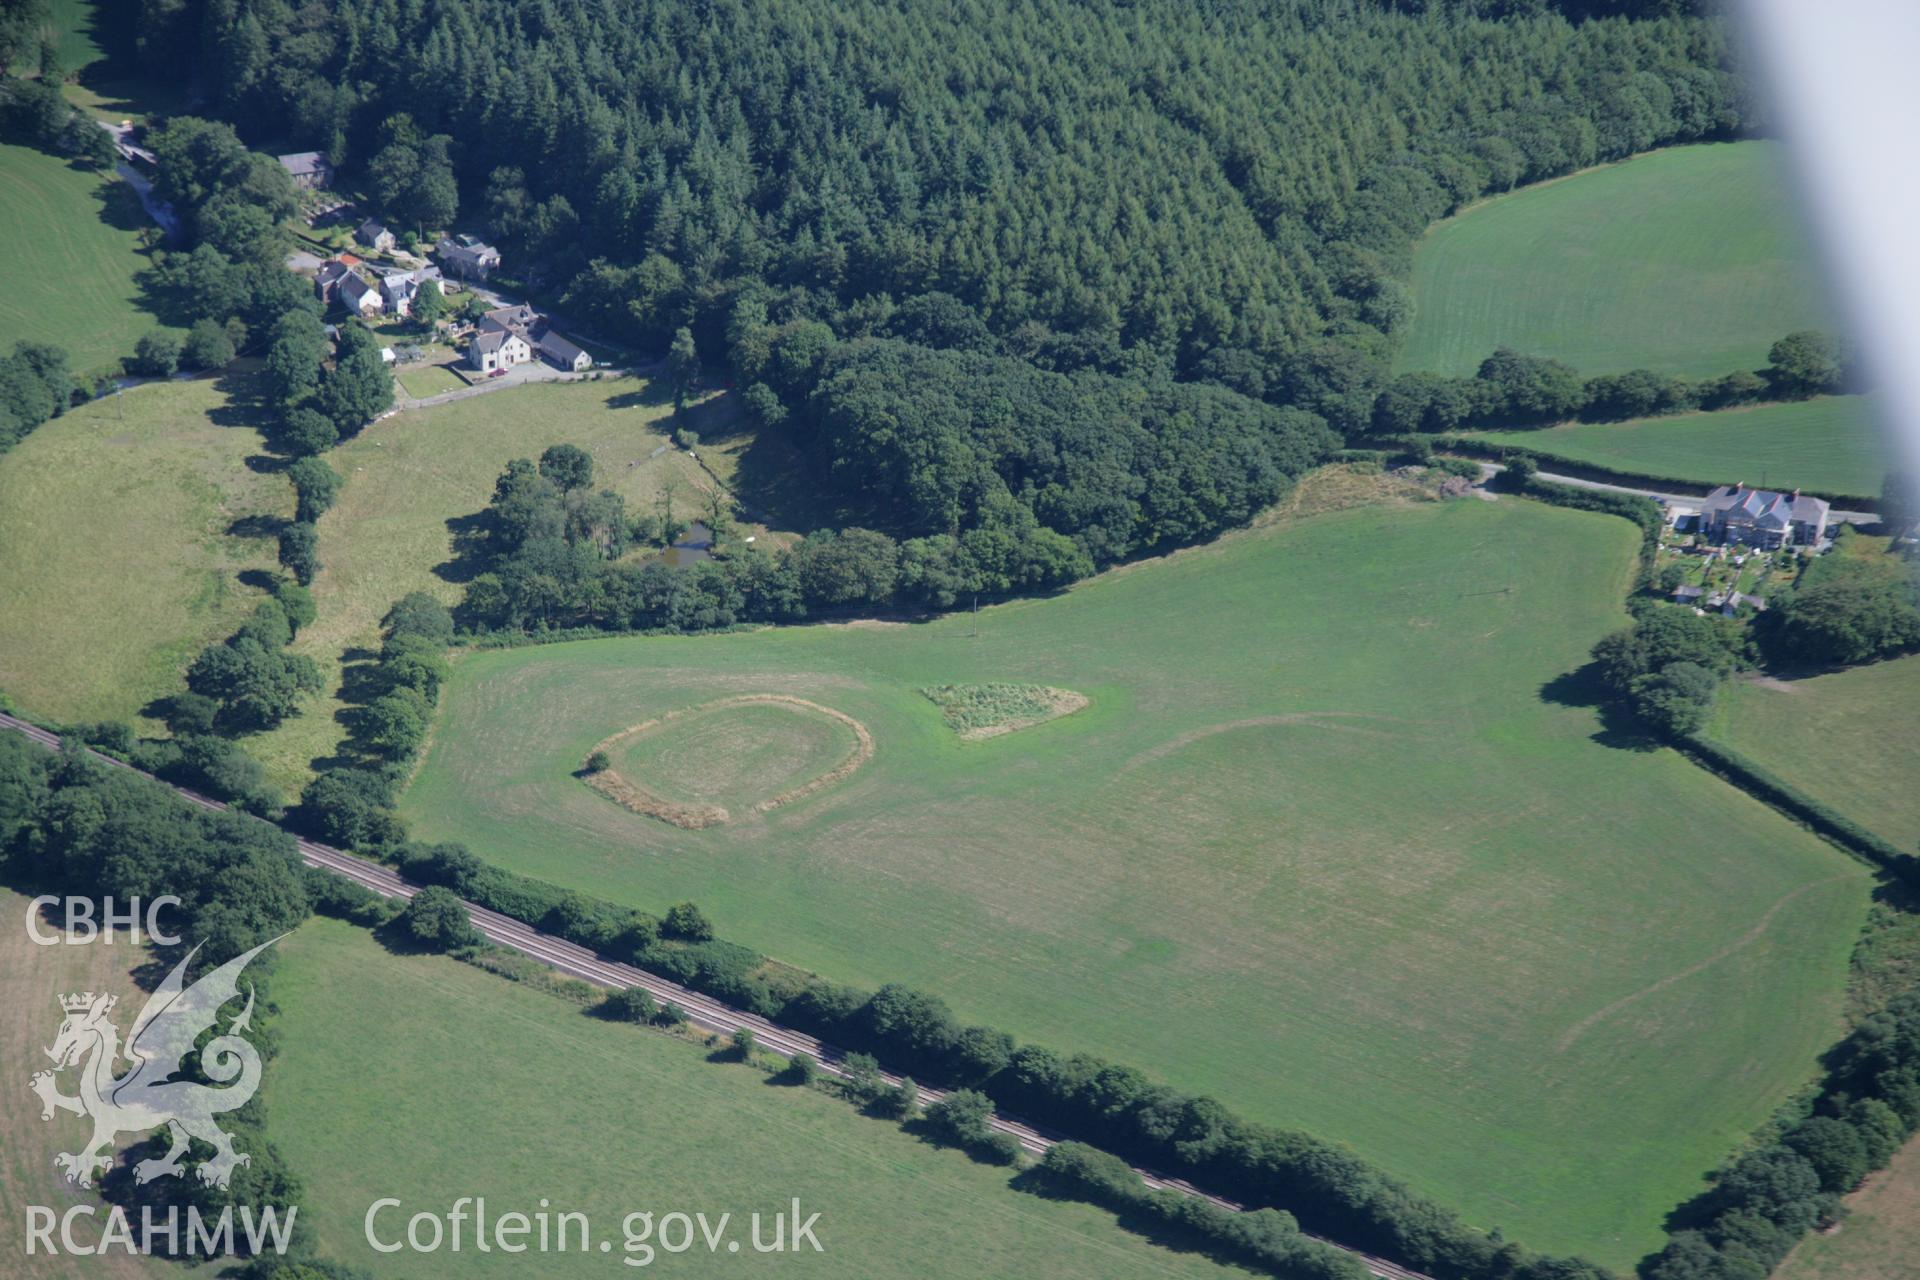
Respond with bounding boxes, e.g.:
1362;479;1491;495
245;375;743;792
1398;143;1835;380
0;142;168;373
266;917;1244;1279
0;373;287;731
405;494;1869;1265
1706;657;1920;852
1461;396;1887;499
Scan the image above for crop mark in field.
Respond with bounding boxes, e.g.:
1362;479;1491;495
921;683;1090;741
1554;873;1863;1054
582;695;874;829
1117;712;1415;775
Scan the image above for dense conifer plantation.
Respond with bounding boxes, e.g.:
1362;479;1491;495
142;0;1739;389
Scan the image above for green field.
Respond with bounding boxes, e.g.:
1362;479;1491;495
267;917;1244;1279
246;376;763;792
1461;396;1888;499
0;142;168;373
0;373;287;730
405;494;1870;1265
1398;143;1835;380
394;361;469;398
1706;656;1920;853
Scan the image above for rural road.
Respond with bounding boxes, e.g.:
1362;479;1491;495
1473;462;1879;525
0;713;1432;1280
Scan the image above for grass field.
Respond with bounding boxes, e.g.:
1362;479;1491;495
0;889;165;1280
245;376;754;792
0;372;287;732
1705;656;1920;852
266;917;1245;1278
1398;143;1835;380
394;361;469;398
404;493;1870;1265
0;142;170;373
1774;1131;1920;1280
1461;396;1888;499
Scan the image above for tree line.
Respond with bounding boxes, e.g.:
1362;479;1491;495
1644;993;1920;1280
1371;331;1863;437
132;0;1743;414
0;732;360;1273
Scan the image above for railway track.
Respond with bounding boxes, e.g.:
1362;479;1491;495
1;712;1435;1280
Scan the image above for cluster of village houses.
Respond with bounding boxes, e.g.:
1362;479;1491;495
282;152;591;376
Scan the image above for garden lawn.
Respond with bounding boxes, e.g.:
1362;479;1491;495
246;376;752;793
1705;656;1920;852
266;917;1246;1280
0;372;287;731
0;142;169;374
404;494;1871;1266
1461;396;1887;500
1398;142;1835;379
394;361;468;398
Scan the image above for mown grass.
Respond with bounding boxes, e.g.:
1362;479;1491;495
0;142;171;373
0;372;287;731
265;917;1246;1279
1398;142;1835;379
245;375;752;793
1705;656;1920;853
1461;396;1888;499
404;494;1870;1265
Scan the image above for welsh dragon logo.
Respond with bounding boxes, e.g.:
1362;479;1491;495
29;937;280;1190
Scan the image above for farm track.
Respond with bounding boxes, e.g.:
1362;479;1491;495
0;712;1434;1280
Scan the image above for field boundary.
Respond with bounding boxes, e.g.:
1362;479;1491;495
1673;734;1919;886
1441;435;1880;510
583;694;874;828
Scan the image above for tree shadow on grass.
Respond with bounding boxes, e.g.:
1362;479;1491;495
434;510;491;585
1006;1167;1249;1269
728;430;841;534
603;381;674;413
226;513;287;540
1539;661;1663;752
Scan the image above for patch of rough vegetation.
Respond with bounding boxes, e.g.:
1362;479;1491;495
921;683;1089;741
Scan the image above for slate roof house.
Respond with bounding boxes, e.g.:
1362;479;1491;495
378;266;444;319
471;327;532;373
337;270;383;317
314;258;353;305
467;304;592;373
1699;484;1830;549
357;219;395;252
278;151;334;190
435;233;501;281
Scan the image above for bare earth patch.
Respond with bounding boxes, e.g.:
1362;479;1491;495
583;695;874;828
